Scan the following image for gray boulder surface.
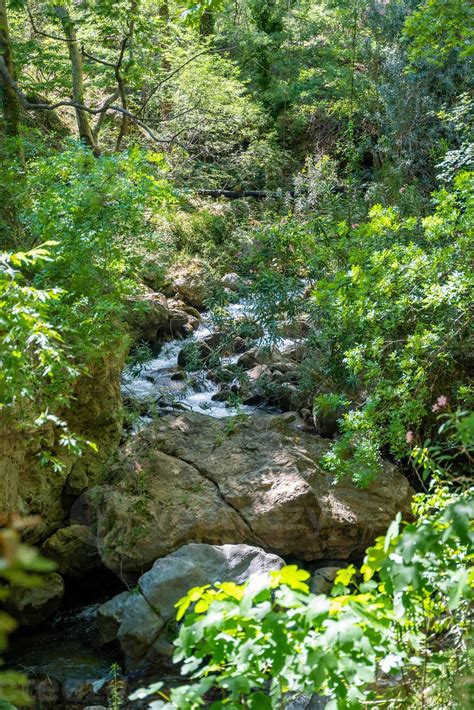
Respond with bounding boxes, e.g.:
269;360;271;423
92;412;413;575
97;542;284;665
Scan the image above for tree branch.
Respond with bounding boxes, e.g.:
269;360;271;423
26;3;73;43
0;55;186;148
81;48;116;68
92;88;120;140
144;101;202;125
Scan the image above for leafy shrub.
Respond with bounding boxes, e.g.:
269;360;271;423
0;245;78;425
19;143;175;363
310;171;473;482
240;170;472;484
132;488;473;708
403;0;474;67
1;143;176;463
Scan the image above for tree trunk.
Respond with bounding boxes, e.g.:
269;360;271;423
199;9;214;38
54;5;99;155
0;0;23;155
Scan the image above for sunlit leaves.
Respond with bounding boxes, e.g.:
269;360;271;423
0;245;78;422
161;492;473;708
404;0;474;67
269;565;310;593
314;171;473;482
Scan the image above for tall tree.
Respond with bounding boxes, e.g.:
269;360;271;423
0;0;23;148
53;4;98;154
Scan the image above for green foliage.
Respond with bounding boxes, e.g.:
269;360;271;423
0;244;79;424
410;407;474;487
404;0;474;66
178;0;226;24
313;393;349;418
238;169;472;484
19;143;174;361
132;486;473;708
314;172;472;479
155;27;288;190
0;141;175;462
108;662;124;710
0;527;57;707
436;92;474;182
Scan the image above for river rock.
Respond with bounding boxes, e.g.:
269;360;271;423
168;307;191;336
8;572;64;626
118;593;165;659
221;272;241;291
98;543;284;665
238;345;283;369
97;591;130;645
180;304;201;320
42;524;101;578
62;679;93;704
92;412;413;575
233;335;247;353
31;677;61;707
126;290;169;342
281;341;306;362
173;262;212;310
277;316;310;339
269;382;301;411
246;364;272;381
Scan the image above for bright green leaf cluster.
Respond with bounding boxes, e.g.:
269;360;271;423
132;482;472;708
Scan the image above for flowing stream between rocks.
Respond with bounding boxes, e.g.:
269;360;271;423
121;297;299;424
6;290;414;709
8;297;302;707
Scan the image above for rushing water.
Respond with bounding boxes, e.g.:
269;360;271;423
121;297;299;428
122;299;267;422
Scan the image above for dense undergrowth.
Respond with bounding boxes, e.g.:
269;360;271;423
0;0;473;707
240;167;473;485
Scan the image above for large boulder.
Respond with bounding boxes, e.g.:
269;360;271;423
173;262;213;310
125;290;169;343
0;348;126;546
93;447;249;574
41;524;102;578
8;573;64;627
97;543;284;665
92;412;413;575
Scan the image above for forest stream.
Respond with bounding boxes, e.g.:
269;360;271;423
7;295;303;707
1;0;472;706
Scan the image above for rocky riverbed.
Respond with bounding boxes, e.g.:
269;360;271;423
6;267;414;708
